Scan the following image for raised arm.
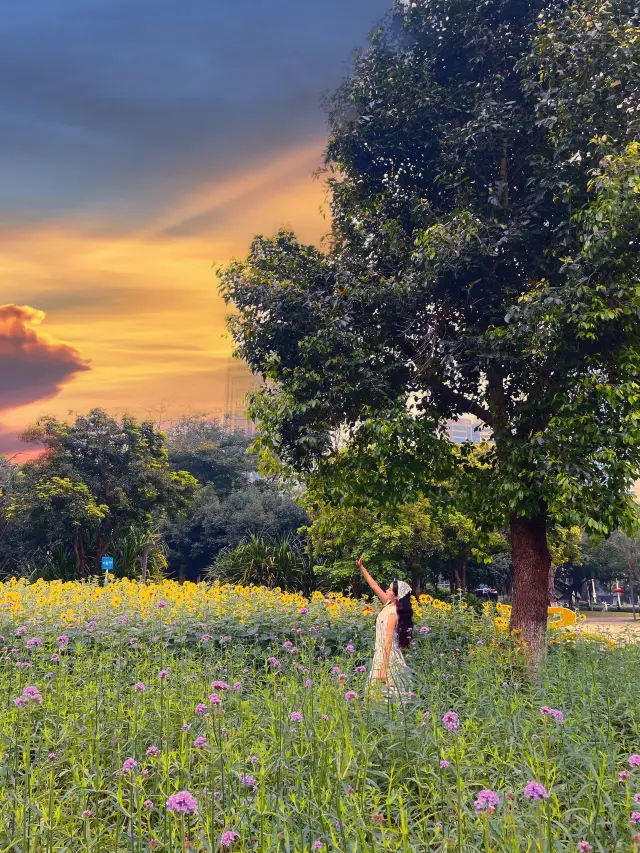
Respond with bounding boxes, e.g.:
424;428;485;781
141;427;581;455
356;555;389;605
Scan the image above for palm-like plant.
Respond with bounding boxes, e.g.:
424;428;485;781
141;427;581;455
207;533;313;594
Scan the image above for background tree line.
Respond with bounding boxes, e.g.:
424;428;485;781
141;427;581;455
0;408;637;602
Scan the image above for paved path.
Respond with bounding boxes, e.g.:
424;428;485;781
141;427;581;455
578;614;640;638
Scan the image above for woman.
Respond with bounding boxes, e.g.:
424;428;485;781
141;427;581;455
356;555;413;699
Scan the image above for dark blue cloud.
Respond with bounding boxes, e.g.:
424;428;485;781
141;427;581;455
0;0;390;225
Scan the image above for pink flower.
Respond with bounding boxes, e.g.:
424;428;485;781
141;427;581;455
50;653;60;663
540;706;564;724
200;634;212;643
290;711;303;722
193;736;207;749
158;669;169;680
338;673;347;682
166;791;198;815
419;626;430;634
443;711;459;732
56;635;69;649
630;755;640;768
356;665;367;673
195;703;207;715
16;626;27;635
121;758;137;773
523;781;548;800
283;641;293;649
440;760;449;769
344;691;358;701
345;644;355;654
182;723;191;732
577;843;592;853
209;693;222;706
635;793;640;805
144;800;153;810
267;657;281;668
313;842;324;850
474;789;500;813
134;681;145;692
211;680;229;690
26;637;42;649
220;830;238;847
631;812;640;825
238;773;256;787
129;637;138;646
48;753;57;761
321;714;329;721
232;682;242;691
305;679;313;688
371;813;385;823
17;685;43;705
81;810;93;819
146;746;160;757
331;666;340;675
157;600;167;609
299;607;308;614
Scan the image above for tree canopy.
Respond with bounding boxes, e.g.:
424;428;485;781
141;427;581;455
220;0;640;659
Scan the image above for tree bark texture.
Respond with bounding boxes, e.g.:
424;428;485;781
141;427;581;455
509;513;551;664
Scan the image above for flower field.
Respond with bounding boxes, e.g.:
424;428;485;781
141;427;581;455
1;580;640;852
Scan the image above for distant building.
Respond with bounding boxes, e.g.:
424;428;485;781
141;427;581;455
223;359;260;435
446;415;491;445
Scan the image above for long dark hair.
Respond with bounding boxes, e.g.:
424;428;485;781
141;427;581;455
393;580;413;648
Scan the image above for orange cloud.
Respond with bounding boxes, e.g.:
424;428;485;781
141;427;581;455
0;304;90;453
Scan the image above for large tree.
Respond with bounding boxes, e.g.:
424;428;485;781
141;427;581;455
220;0;640;659
9;410;196;577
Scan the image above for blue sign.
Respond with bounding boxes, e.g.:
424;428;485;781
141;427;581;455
101;556;114;572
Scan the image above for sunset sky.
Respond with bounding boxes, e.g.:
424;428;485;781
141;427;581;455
0;0;390;455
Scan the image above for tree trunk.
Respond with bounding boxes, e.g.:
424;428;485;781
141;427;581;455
548;564;556;603
449;554;467;593
141;544;149;583
509;513;551;664
74;529;85;579
409;557;422;597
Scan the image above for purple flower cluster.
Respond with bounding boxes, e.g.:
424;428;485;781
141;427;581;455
14;685;43;708
443;711;459;732
474;789;500;813
166;791;198;815
220;830;238;847
540;706;565;724
523;781;549;801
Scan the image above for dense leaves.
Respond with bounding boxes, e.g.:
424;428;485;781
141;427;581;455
220;0;640;655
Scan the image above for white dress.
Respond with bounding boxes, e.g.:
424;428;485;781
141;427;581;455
369;602;412;699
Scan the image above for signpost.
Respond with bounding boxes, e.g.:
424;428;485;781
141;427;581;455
101;556;114;586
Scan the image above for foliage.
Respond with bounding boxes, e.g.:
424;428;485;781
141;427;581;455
162;482;308;582
0;579;639;850
220;0;640;657
166;416;255;499
5;410;196;578
159;416;308;581
207;533;313;594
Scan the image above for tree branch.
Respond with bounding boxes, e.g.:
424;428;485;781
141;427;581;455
430;382;494;429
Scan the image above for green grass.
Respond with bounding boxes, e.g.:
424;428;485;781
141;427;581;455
1;609;640;851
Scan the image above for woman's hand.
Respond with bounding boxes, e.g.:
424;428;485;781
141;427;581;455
356;554;365;573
